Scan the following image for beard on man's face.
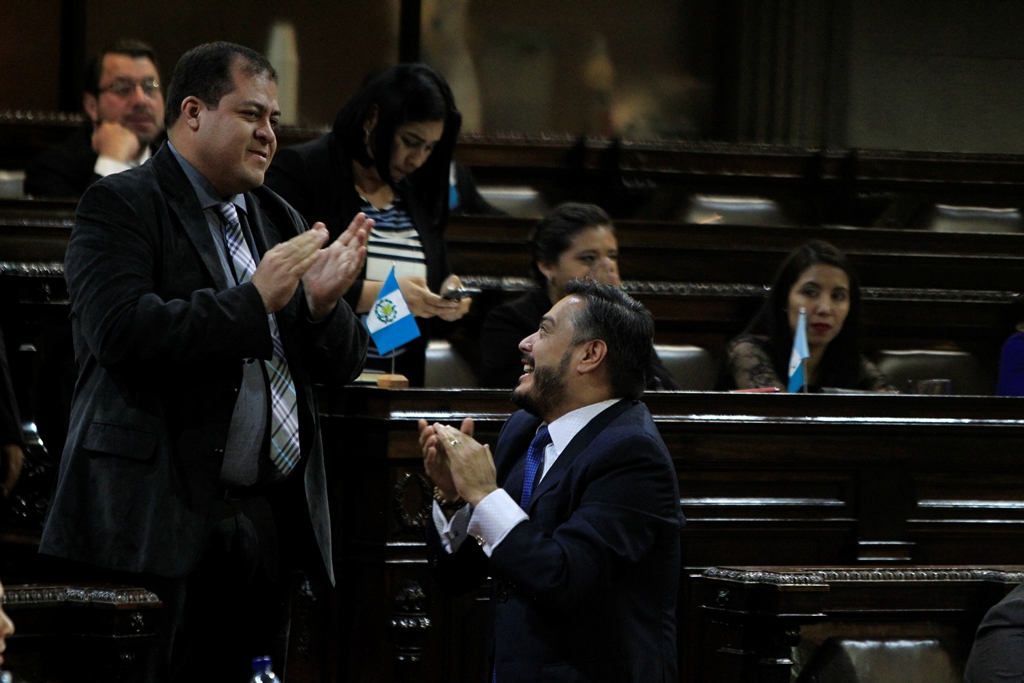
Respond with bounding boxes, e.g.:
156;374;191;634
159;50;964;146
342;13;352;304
511;350;572;418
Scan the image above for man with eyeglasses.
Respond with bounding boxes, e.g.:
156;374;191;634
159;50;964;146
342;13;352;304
25;39;166;198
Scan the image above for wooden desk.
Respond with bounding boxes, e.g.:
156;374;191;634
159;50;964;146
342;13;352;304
7;206;1024;293
3;248;1010;361
461;278;1013;381
8;112;1024;225
447;215;1024;291
3;583;162;682
323;387;1024;683
0;111;324;169
0;251;1014;474
696;565;1024;683
5;387;1023;681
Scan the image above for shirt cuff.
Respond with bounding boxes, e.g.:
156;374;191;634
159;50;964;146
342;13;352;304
94;156;133;177
432;499;472;554
467;488;528;557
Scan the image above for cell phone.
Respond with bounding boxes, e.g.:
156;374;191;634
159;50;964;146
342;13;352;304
442;288;469;301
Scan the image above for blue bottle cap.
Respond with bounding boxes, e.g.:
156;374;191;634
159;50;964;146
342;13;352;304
251;655;273;673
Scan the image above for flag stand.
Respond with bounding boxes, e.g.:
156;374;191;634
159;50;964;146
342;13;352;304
375;374;408;388
376;352;409;388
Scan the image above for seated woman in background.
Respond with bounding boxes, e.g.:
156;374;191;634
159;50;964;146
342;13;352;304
265;64;470;386
996;298;1024;396
480;202;680;390
726;240;894;392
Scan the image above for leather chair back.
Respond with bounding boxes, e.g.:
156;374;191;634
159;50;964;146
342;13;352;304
677;194;792;226
797;637;961;683
478;186;549;218
424;340;480;388
653;344;717;390
914;204;1024;233
873;349;993;395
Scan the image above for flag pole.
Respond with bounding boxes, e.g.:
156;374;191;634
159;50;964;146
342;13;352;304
788;306;809;394
389;260;398;377
800;307;808;393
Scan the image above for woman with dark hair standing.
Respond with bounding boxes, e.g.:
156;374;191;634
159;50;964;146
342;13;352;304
266;63;470;385
479;202;680;390
726;240;893;392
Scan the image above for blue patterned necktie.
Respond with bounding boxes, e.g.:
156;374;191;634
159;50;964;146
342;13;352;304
217;201;300;476
519;425;551;508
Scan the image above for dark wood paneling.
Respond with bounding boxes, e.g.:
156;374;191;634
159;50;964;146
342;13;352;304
696;566;1024;683
447;215;1024;290
321;387;1024;682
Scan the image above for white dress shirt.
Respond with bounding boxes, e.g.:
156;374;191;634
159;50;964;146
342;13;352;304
94;145;153;177
433;399;620;557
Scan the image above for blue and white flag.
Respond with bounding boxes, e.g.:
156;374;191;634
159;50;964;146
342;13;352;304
366;266;420;355
787;307;809;393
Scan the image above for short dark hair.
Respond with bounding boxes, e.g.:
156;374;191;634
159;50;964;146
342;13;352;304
331;63;461;222
164;42;276;128
564;280;653;400
529;203;613;288
745;240;865;387
84;39;159;96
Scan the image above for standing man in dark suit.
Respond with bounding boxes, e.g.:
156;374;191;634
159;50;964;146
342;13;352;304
39;42;370;681
24;39;166;198
419;280;682;683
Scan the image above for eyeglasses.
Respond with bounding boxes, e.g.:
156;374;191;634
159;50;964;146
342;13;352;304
98;77;161;98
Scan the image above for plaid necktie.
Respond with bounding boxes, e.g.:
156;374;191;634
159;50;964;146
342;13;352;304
217;201;300;476
519;425;551;508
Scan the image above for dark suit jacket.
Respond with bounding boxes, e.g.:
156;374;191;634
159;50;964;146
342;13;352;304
23;121;163;199
964;582;1024;683
38;145;368;582
480;289;682;390
432;400;682;683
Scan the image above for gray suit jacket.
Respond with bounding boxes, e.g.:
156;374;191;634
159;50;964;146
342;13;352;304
39;145;367;582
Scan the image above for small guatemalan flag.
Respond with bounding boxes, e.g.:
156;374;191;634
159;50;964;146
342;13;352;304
366;266;421;355
787;307;809;393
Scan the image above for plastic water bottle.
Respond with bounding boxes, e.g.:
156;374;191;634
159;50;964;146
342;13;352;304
249;656;278;683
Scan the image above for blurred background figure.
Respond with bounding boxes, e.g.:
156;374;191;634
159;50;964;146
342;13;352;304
996;297;1024;396
480;202;680;390
24;39;165;198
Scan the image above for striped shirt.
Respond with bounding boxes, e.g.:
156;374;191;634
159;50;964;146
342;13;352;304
360;196;427;359
362;197;427;281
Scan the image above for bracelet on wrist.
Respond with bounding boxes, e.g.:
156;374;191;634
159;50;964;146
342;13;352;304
433;486;466;511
